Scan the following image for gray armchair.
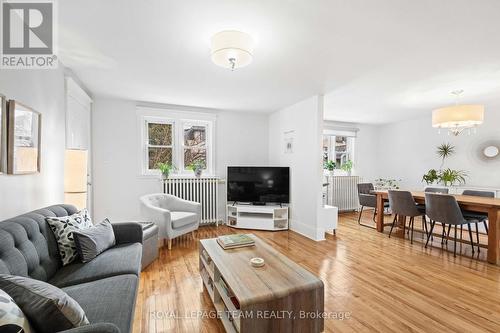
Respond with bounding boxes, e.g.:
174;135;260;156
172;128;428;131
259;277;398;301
140;193;201;250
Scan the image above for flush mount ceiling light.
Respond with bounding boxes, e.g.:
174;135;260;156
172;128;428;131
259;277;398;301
432;90;484;136
211;30;254;70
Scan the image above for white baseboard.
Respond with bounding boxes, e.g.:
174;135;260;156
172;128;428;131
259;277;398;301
289;219;324;241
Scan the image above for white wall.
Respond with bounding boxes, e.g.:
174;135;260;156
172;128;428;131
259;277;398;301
0;68;66;220
268;95;324;240
91;98;269;222
375;109;500;190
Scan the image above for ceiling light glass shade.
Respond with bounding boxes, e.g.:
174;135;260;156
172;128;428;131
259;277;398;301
211;30;254;70
432;104;484;135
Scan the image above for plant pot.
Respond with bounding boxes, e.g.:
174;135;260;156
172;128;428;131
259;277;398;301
194;168;202;178
161;173;169;180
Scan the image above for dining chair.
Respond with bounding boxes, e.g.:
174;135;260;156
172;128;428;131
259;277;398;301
357;183;389;228
461;190;494;252
418;187;450;239
424;193;477;257
388;190;427;243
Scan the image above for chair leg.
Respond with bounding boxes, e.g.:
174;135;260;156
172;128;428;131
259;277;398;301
402;216;406;238
410;217;414;244
484;221;489;234
425;220;436;248
467;223;475;255
475;222;481;253
422;215;428;238
357;206;364;224
389;214;397;238
168;239;172;250
453;225;457;257
372;208;377;222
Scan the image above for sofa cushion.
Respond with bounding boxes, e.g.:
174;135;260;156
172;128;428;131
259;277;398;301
0;274;89;333
74;219;116;263
171;211;197;229
63;275;138;333
49;243;142;288
46;209;94;266
0;205;78;281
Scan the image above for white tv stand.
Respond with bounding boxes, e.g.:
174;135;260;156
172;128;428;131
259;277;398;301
226;204;289;231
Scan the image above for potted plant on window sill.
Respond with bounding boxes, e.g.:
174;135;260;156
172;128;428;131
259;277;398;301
341;160;354;176
188;161;205;178
324;160;336;176
157;162;174;180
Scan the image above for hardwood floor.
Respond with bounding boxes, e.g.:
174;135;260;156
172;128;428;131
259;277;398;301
133;211;500;333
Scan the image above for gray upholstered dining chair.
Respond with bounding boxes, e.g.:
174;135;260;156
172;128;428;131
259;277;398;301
140;193;201;250
424;193;477;257
417;187;450;236
461;190;494;252
388;190;427;243
357;183;389;228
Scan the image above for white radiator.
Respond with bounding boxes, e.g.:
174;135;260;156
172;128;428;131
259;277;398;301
163;177;220;225
325;176;361;212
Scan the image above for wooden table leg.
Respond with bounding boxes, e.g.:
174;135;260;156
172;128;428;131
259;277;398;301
376;194;384;232
398;215;407;238
487;208;500;265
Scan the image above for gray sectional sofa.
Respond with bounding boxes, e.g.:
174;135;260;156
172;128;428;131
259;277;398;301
0;204;143;333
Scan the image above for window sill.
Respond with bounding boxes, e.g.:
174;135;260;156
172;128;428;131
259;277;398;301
139;173;219;179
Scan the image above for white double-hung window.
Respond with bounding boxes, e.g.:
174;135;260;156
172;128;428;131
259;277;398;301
139;107;215;176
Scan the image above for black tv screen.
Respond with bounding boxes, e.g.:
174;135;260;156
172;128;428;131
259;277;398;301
227;166;290;204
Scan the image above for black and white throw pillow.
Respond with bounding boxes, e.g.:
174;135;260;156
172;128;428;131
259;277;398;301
0;289;33;333
46;209;93;266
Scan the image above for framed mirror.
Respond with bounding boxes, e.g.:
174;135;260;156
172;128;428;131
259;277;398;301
0;95;6;173
7;100;41;174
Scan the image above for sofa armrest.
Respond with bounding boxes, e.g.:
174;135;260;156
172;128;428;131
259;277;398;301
111;222;143;244
60;323;120;333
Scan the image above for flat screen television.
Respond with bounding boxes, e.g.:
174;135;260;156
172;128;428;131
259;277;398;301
227;166;290;204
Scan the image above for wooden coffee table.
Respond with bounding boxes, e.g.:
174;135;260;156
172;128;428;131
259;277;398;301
199;234;324;333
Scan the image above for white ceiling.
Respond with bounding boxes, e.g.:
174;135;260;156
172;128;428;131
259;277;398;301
59;0;500;124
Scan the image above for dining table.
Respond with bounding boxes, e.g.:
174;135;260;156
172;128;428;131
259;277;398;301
373;190;500;265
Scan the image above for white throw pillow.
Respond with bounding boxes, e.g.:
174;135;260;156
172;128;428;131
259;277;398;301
46;209;93;266
0;289;33;333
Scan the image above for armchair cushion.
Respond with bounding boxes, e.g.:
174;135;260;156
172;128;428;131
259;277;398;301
171;212;198;229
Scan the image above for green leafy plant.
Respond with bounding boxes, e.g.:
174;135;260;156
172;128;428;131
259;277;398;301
439;168;467;187
187;161;206;171
156;162;174;178
437;143;455;169
341;160;353;172
422;169;439;185
324;160;336;171
422;143;467;186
